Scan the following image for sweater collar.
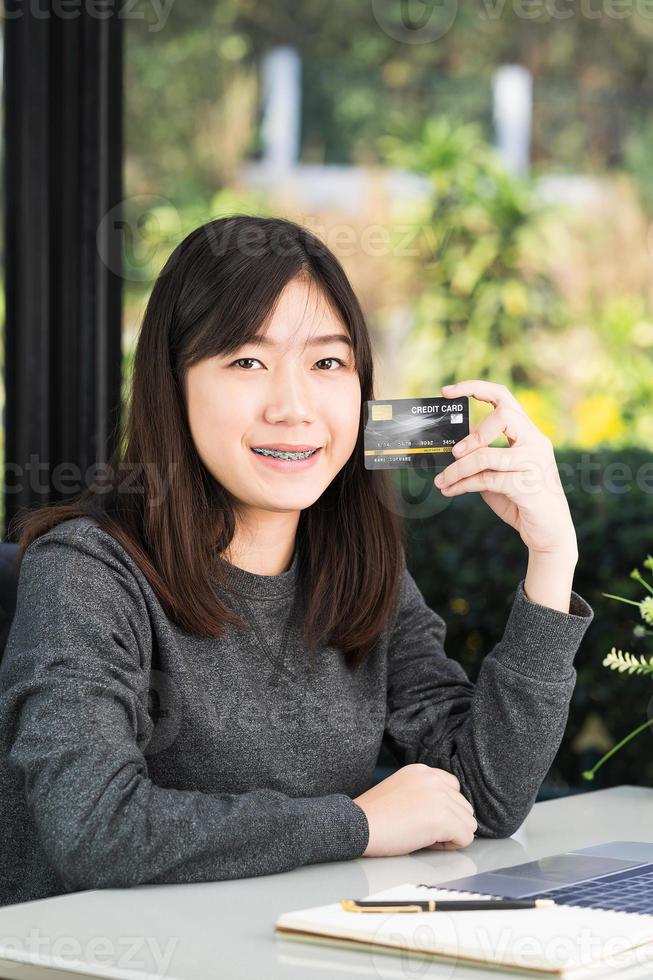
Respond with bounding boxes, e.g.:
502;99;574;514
214;545;298;599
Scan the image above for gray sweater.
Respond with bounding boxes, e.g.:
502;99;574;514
0;516;593;907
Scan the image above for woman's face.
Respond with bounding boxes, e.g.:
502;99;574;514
184;278;362;517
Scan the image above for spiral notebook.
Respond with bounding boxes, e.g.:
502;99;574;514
274;883;653;977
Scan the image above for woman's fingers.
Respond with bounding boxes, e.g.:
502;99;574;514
427;767;475;816
422;793;478;850
427;840;465;850
429;766;461;792
453;405;538;457
437;446;530;489
442;379;526;414
445;790;477;826
424;801;477;850
442;785;475;817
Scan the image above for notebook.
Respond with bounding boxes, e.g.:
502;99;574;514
274;883;653;977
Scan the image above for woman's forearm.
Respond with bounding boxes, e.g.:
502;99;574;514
524;550;579;614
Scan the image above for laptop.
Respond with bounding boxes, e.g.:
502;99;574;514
432;841;653;914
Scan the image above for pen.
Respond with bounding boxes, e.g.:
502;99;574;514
341;898;557;913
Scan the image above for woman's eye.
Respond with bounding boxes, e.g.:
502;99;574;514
315;358;347;370
231;358;262;370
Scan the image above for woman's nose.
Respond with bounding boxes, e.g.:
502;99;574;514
263;366;315;424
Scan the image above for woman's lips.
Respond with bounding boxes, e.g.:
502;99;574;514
250;447;322;473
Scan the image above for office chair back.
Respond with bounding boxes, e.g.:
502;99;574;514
0;543;20;665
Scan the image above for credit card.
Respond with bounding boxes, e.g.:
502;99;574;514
363;396;470;470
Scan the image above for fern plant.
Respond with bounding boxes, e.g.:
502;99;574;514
602;647;653;676
582;556;653;781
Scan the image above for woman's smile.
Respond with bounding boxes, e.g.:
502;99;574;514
249;445;323;473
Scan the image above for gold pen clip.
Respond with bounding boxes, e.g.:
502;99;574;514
341;900;434;913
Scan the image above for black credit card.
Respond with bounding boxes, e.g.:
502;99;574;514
363;396;470;470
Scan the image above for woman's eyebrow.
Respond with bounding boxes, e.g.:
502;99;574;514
251;332;353;349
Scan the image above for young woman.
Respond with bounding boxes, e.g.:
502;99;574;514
0;215;593;907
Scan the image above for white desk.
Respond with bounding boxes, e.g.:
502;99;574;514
0;785;651;980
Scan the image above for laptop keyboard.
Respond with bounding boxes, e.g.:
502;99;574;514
533;864;653;915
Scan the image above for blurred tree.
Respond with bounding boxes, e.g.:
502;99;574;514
126;0;653;199
125;2;258;204
623;113;653;212
380;116;563;397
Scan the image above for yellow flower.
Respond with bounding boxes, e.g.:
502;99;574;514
513;389;558;441
449;597;470;615
501;280;530;317
572;395;626;448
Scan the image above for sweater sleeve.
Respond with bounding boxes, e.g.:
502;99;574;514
0;529;369;894
383;560;594;839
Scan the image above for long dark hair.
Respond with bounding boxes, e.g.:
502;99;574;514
9;215;406;668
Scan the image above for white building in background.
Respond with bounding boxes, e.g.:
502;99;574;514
493;64;532;178
241;43;431;213
241;46;601;212
260;47;302;174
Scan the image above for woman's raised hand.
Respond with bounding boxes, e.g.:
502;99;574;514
434;380;578;560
